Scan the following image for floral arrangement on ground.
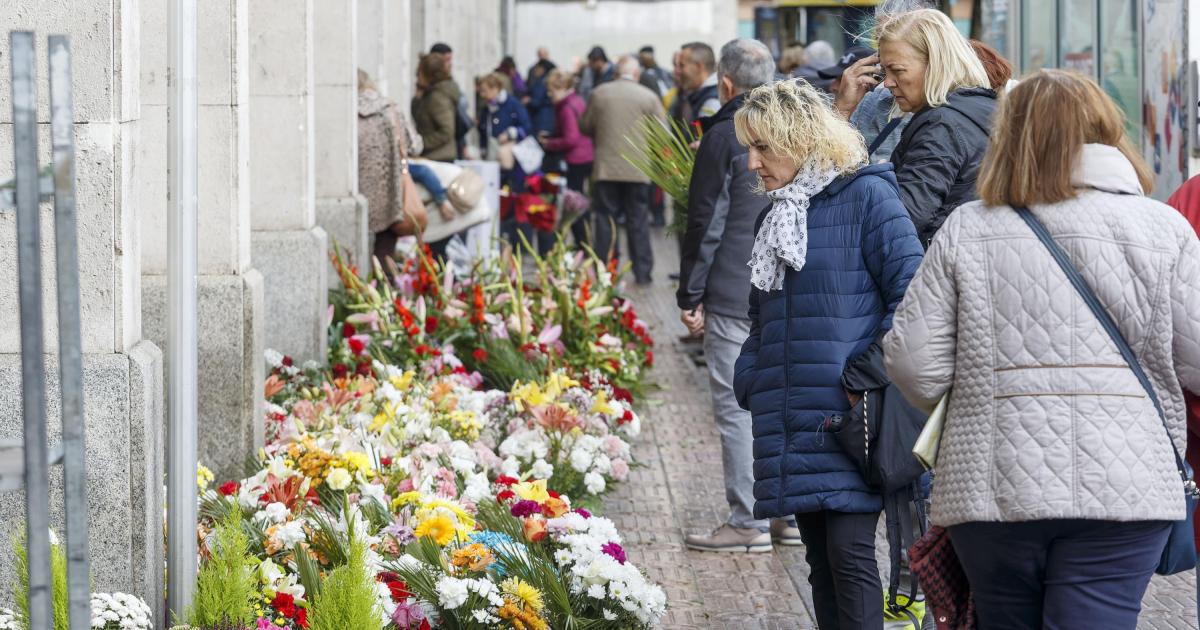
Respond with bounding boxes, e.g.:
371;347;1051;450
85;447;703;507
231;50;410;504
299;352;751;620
183;243;664;630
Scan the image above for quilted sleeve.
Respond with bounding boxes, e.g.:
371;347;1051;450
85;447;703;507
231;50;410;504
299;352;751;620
734;285;762;411
883;216;959;412
1173;232;1200;393
862;180;925;331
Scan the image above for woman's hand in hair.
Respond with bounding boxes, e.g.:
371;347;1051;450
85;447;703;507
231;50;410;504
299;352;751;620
833;54;881;120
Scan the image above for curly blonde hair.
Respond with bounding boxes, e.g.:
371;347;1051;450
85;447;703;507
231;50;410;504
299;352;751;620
733;79;867;177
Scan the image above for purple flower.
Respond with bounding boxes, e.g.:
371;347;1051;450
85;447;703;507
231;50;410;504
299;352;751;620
510;500;543;518
601;541;626;564
383;519;415;545
392;599;426;628
574;508;591;519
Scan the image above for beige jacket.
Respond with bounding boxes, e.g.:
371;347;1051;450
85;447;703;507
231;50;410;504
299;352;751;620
883;144;1200;527
579;77;665;183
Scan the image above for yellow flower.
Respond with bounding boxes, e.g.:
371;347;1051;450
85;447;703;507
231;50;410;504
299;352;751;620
543;372;580;400
414;514;457;546
513;479;550;503
369;406;392;432
342;451;372;474
451;543;496;572
450;410;483;441
390;370;415;391
502;577;545;613
196;464;214;491
591;390;616;416
511;381;549;411
392;491;422;510
325;467;352;491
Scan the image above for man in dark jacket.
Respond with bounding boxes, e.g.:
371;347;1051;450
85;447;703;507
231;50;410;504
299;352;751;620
678;42;721;125
677;39;798;553
890;87;996;245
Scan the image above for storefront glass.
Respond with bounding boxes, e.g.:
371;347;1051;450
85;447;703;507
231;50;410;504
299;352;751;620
1099;0;1139;138
1060;0;1097;75
1021;0;1056;71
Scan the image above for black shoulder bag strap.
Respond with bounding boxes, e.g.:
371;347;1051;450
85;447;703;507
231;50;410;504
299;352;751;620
1014;206;1193;489
868;117;903;157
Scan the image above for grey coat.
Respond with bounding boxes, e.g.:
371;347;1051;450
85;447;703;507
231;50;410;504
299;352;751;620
883;144;1200;527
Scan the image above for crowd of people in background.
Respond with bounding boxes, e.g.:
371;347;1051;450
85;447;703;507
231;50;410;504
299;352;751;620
350;4;1200;629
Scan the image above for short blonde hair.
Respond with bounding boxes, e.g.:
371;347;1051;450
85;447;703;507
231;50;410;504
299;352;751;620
978;69;1152;207
733;79;867;177
545;69;573;92
878;9;989;108
479;73;506;91
779;46;806;74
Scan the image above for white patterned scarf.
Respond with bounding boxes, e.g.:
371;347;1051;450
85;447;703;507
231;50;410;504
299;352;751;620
749;164;841;292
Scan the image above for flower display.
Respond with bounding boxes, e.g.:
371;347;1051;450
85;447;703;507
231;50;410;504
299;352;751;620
189;242;662;628
90;592;155;630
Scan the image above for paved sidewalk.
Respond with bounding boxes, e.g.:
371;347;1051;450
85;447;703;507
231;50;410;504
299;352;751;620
606;230;1199;629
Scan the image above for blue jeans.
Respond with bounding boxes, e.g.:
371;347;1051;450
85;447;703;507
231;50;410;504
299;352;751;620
409;163;446;204
949;519;1170;630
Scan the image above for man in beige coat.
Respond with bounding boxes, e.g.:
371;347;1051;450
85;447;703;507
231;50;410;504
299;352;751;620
580;55;666;284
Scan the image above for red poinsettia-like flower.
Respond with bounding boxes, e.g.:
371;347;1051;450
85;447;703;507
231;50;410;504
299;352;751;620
218;481;239;496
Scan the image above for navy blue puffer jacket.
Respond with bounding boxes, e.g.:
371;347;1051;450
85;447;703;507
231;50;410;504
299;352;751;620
733;163;924;519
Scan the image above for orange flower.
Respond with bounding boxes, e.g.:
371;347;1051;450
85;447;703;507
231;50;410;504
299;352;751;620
264;374;286;398
542;496;569;518
523;517;547;543
531;404;581;433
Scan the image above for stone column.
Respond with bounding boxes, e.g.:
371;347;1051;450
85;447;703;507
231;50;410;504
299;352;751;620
357;0;390;97
139;0;266;483
249;0;329;363
314;0;370;272
0;1;164;616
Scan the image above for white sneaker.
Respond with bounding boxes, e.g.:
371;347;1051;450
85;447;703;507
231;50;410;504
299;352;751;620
684;524;772;553
770;519;804;546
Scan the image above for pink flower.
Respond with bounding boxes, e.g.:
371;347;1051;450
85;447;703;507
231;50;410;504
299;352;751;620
437;479;458;498
257;618;272;630
537;323;562;345
611;458;629;481
396;478;415;493
601;435;625;459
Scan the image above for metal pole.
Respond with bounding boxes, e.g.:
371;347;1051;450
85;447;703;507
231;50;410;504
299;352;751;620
166;0;199;617
48;34;91;630
11;30;53;630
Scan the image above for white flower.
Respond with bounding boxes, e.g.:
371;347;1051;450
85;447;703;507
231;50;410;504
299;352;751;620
569;448;593;473
259;558;284;583
274;520;306;548
472;609;498;624
587;583;606;599
263;501;290;523
325;467;352;490
359;482;388;508
436;575;469;609
264;348;284;367
603;608;618;620
531;458;554;479
584;471;606;494
462;472;492;504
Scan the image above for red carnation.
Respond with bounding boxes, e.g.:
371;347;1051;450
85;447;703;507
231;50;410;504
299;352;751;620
425;316;439;334
620;409;634;425
295;607;308;628
342;322;356;338
271;592;296;618
380;456;392;467
332;363;348;379
281;355;294;367
645;350;654;367
348;337;366;355
495;475;519;486
473;348;488;363
355;361;372;377
218;481;239;496
496;489;515;502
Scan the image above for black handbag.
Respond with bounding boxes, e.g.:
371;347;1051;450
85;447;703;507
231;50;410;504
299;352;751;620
1016;206;1198;576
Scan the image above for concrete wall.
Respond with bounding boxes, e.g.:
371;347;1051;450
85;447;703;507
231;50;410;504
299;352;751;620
512;0;739;76
0;0;164;615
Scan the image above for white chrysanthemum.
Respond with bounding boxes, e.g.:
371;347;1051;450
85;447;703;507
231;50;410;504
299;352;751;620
569;447;593;473
274;520;306;548
587;583;606;599
436;575;469;609
530;459;554;479
262;501;290;523
584;471;606;494
264;349;284;367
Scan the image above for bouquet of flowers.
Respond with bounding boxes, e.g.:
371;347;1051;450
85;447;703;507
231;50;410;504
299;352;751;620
622;115;698;235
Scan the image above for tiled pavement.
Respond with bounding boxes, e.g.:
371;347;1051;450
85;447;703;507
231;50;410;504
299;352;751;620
606;229;1199;629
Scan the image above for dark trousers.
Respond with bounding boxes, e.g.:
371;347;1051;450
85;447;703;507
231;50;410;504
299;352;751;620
795;510;883;630
949;519;1171;630
565;162;593;249
592;180;652;283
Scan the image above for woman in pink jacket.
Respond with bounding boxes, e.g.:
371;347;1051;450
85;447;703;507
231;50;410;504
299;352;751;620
539;69;595;247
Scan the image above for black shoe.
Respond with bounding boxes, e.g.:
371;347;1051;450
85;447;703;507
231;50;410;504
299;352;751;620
668;272;680;281
635;276;652;286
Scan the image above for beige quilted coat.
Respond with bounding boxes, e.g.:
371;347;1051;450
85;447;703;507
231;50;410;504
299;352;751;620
883;144;1200;527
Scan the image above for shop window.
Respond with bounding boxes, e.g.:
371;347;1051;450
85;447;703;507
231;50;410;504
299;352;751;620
1021;0;1056;72
1060;0;1097;76
1099;0;1139;138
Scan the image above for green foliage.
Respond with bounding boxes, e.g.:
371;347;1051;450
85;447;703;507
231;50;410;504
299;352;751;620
306;514;381;630
187;509;256;629
621;116;697;235
462;333;545;392
11;528;69;630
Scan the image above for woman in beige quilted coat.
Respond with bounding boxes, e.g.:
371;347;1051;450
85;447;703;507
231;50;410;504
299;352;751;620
883;70;1200;629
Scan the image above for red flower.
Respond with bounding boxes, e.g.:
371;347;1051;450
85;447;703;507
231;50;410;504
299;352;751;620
547;489;561;499
471;285;486;325
332;363;348;379
495;475;519;486
645;350;654;367
473;348;488;363
295;607;308;628
271;592;296;618
306;487;320;505
496;489;515;502
620;409;634;425
342;322;356;338
281;355;294;367
348;337;366;355
380;456;393;467
425;316;439;334
355;361;372;377
419;619;431;630
376;572;411;601
218;481;239;496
